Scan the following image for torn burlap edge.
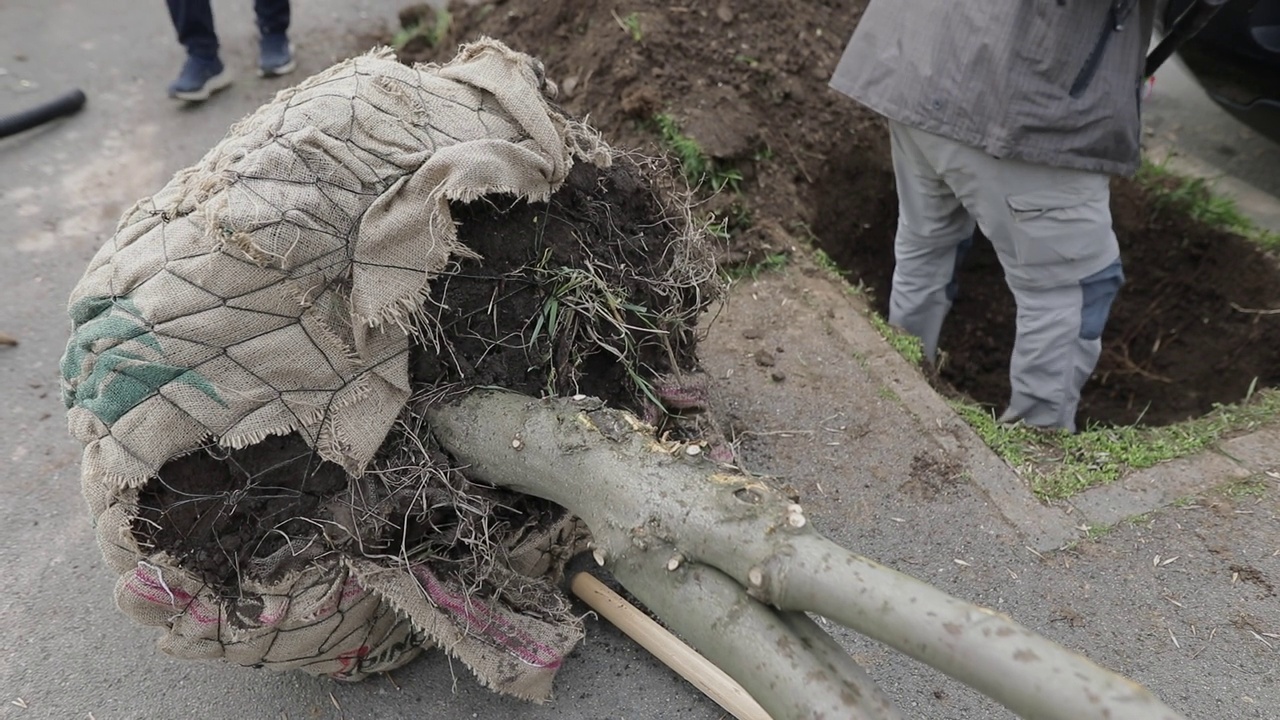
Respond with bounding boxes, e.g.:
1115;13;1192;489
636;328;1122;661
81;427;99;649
64;38;608;699
65;38;612;491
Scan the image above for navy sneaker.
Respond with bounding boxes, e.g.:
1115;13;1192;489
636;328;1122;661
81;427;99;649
168;55;233;101
258;33;296;77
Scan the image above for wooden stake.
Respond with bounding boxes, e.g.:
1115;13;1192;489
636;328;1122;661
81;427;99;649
570;572;773;720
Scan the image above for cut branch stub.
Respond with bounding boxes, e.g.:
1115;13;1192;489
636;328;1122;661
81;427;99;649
426;390;1189;720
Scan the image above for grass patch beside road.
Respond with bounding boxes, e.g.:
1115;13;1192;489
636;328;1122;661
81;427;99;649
866;312;924;366
955;389;1280;500
1136;159;1280;252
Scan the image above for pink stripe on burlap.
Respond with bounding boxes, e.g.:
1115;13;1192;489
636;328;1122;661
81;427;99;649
411;564;563;669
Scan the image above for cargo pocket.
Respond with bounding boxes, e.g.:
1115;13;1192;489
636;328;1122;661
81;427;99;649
1004;180;1112;271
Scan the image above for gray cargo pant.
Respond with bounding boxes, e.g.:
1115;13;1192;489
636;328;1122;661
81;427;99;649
886;121;1124;432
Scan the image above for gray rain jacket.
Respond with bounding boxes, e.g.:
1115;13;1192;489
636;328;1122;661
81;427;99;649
830;0;1158;177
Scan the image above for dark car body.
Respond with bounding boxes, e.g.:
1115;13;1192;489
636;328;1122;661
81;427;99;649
1161;0;1280;143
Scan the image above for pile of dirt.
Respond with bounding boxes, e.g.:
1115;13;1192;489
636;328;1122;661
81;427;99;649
402;0;1280;428
134;159;717;598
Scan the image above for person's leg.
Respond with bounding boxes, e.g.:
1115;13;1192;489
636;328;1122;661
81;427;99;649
166;0;233;101
1065;259;1125;422
998;170;1120;432
166;0;218;60
939;152;1121;432
886;121;976;362
254;0;291;37
999;261;1122;431
255;0;296;76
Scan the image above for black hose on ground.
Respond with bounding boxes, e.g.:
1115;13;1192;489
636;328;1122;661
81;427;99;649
0;89;87;139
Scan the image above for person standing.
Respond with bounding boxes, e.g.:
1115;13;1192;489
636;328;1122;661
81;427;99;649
166;0;295;101
830;0;1157;432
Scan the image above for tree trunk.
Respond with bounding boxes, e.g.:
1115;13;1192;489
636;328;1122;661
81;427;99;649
426;389;1188;720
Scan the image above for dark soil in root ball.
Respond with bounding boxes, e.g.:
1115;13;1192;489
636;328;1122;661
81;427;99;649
135;433;347;595
409;0;1280;428
413;158;707;411
132;159;709;596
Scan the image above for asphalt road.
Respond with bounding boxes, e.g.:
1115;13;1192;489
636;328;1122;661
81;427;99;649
2;3;1278;719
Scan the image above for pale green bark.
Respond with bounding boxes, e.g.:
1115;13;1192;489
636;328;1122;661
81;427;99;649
611;545;903;720
427;390;1189;720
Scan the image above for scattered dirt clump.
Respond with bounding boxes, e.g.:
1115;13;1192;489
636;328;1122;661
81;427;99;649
1229;563;1276;598
898;452;966;502
402;0;1280;428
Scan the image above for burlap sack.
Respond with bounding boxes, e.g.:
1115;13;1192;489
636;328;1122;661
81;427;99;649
63;39;606;699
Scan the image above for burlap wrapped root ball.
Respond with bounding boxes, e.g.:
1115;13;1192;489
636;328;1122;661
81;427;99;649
60;39;721;700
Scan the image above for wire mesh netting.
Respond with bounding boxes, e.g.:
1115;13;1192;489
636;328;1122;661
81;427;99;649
62;39;719;699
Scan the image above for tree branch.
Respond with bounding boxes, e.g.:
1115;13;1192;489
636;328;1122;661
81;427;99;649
759;534;1184;720
610;546;903;720
426;390;1189;720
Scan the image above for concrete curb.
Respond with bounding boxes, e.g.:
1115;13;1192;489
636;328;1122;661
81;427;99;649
787;262;1081;551
1071;425;1280;528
